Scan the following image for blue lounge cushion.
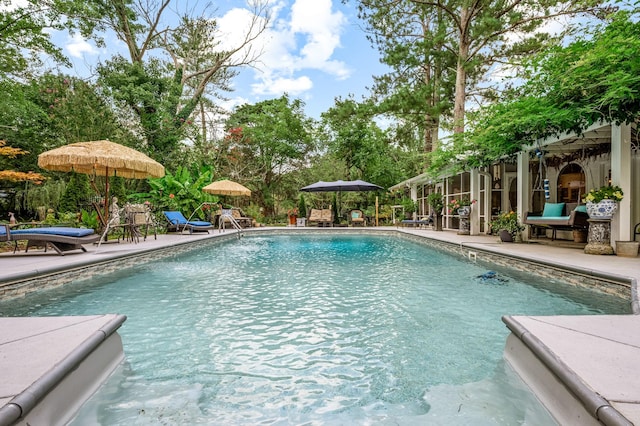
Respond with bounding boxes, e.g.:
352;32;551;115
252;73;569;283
164;211;188;225
542;202;565;217
574;205;587;213
4;227;95;237
163;211;211;227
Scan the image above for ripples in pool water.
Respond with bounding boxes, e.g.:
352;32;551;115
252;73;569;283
1;234;628;425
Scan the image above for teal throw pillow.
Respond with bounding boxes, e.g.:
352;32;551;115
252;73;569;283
542;202;565;217
575;205;587;213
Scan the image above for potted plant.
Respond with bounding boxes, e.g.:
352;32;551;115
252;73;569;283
448;197;476;235
447;197;476;216
489;211;524;242
427;193;444;231
582;185;623;219
401;197;417;220
287;207;298;226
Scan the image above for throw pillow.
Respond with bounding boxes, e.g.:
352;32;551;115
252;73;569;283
574;205;587;213
542;202;565;217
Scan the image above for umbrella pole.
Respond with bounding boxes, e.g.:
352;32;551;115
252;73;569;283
376;196;379;226
104;166;110;225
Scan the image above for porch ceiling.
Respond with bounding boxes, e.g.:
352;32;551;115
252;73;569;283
535;122;638;156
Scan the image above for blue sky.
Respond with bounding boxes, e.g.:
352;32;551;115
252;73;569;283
53;0;387;120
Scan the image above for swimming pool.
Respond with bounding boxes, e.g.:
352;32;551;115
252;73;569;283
0;234;628;424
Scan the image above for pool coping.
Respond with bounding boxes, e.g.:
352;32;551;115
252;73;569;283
0;314;126;426
0;226;638;425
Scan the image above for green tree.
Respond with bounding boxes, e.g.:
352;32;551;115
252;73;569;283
95;0;270;165
356;0;455;153
0;0;104;78
357;0;612;142
429;11;640;174
224;95;315;216
321;97;410;190
58;172;91;213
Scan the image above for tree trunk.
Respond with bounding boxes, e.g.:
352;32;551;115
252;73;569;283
453;7;471;134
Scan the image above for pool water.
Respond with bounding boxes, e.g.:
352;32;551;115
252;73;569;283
1;234;628;424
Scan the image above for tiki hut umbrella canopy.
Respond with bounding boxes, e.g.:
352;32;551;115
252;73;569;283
202;179;251;197
38;140;165;224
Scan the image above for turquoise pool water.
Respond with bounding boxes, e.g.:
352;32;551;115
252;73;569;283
0;234;628;424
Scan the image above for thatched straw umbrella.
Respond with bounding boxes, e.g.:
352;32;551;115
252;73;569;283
38;140;165;224
202;179;251;197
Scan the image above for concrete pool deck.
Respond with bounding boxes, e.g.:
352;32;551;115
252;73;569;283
0;226;638;425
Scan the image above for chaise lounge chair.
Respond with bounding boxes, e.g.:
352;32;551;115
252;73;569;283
0;224;100;255
163;211;213;233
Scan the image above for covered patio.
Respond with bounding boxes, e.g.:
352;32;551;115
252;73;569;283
392;120;639;249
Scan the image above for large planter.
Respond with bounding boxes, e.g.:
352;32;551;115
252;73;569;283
434;213;443;231
498;229;513;242
288;215;297;226
457;206;471;235
457;206;471;217
586;200;618;220
615;241;639;257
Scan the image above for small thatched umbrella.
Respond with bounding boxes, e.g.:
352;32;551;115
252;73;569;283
38;140;165;224
202;179;251;197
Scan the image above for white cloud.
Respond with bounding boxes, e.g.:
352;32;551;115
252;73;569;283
65;33;97;58
218;0;351;99
289;0;349;78
252;75;313;96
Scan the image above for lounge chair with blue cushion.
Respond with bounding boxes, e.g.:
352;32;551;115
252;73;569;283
0;224;100;255
163;211;213;233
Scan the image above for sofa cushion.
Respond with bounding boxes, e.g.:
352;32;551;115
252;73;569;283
542;202;565;217
574;205;587;213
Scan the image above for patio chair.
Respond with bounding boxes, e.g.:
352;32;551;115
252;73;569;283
124;203;158;241
97;197;131;245
1;224;100;255
163;211;213;233
217;207;253;229
349;209;365;226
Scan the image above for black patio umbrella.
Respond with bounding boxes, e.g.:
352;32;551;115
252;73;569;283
300;179;384;192
300;180;385;225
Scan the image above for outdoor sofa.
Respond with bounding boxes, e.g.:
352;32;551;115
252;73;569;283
308;209;333;227
524;202;589;240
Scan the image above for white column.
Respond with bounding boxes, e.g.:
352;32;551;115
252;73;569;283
484;172;492;234
517;151;530;241
410;184;418;220
470;168;480;235
610;123;632;242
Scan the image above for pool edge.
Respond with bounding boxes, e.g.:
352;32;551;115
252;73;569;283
0;314;127;426
503;315;636;426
